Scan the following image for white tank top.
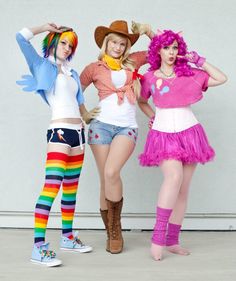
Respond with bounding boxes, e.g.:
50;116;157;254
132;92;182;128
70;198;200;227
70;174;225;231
152;106;199;132
96;69;137;128
46;73;81;120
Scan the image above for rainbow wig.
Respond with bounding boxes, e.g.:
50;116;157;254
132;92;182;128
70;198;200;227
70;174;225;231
42;30;78;61
148;30;193;77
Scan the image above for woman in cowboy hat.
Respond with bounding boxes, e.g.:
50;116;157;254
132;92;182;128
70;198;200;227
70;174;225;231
80;20;153;254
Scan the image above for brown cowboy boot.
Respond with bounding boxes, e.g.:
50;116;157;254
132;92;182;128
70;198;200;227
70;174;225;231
106;198;124;254
100;209;110;252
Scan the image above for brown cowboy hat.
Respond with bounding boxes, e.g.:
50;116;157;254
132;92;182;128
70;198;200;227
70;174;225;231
94;20;139;48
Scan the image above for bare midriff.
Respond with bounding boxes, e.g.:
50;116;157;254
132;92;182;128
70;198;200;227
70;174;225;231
50;118;82;124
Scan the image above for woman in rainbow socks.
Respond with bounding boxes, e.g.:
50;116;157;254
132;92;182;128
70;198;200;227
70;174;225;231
79;20;154;254
16;23;92;267
138;29;227;261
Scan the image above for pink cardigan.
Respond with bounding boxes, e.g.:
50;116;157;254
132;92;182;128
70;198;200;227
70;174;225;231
80;51;147;105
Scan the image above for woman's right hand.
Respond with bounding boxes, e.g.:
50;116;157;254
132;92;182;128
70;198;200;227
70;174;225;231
82;107;101;124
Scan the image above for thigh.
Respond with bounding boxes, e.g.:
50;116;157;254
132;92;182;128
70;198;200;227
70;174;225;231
69;146;84;156
105;135;136;172
90;144;110;180
160;160;184;180
47;142;71;154
160;160;183;174
180;163;197;191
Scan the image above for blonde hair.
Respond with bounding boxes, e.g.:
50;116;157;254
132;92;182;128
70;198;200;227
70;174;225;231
98;33;141;98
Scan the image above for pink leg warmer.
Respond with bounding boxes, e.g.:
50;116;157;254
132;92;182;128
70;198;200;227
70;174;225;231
152;207;172;246
166;223;181;246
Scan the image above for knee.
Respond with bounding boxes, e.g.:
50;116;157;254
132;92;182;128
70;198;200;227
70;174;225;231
104;167;119;183
164;171;183;186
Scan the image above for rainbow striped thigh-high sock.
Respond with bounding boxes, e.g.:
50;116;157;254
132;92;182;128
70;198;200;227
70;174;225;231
61;154;84;239
34;152;68;247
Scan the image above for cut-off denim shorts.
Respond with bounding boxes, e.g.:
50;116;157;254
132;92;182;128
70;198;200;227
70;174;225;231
88;119;138;145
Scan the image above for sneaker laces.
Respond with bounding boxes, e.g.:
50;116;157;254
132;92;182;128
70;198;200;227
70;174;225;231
73;231;85;247
40;250;56;258
73;236;85;247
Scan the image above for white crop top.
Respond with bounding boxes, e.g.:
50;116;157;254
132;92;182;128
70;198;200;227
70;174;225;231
46;72;81;120
152;106;199;133
96;69;137;128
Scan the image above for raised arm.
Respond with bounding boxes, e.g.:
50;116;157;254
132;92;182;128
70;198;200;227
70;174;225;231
201;61;227;87
29;23;62;35
16;23;63;71
131;21;155;39
180;51;227;87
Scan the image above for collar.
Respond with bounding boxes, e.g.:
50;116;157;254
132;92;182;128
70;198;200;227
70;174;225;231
48;55;72;76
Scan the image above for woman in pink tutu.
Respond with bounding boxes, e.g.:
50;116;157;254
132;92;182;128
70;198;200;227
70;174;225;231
138;29;227;261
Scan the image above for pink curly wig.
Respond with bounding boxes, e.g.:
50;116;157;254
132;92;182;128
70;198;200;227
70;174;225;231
148;30;193;77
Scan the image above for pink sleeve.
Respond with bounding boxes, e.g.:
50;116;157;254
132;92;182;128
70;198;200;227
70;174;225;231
140;73;151;100
129;51;147;69
194;69;210;92
201;71;210;92
80;63;94;87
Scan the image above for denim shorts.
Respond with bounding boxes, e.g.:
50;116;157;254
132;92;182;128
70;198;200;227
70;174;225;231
47;128;85;148
88;119;138;145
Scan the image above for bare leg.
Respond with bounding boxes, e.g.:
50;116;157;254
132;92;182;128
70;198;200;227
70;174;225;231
90;144;110;210
103;136;135;253
104;136;135;201
151;160;183;261
166;163;197;255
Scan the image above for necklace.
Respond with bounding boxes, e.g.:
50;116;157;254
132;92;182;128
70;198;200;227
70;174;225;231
160;68;174;78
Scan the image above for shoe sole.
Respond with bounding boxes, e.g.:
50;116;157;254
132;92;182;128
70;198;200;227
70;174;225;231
60;247;93;253
30;259;62;267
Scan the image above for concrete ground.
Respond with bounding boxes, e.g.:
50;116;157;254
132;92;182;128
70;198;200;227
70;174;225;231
0;229;235;281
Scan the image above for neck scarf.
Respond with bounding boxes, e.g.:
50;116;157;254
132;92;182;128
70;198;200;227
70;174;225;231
102;54;122;71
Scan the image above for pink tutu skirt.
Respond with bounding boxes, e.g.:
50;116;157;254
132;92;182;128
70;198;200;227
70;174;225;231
139;124;215;166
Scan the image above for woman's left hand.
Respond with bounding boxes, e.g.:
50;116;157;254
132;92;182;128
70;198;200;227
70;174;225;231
82;107;101;124
131;21;151;35
148;116;155;129
44;23;63;33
